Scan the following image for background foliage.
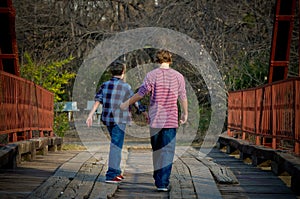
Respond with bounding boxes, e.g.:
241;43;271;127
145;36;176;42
20;53;76;137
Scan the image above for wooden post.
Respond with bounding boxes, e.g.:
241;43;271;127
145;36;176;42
227;93;233;136
12;132;17;142
255;89;261;145
299;0;300;77
271;85;277;150
241;91;246;140
295;80;300;155
227;129;233;137
28;130;32;139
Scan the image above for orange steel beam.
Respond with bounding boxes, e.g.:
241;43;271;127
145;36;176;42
268;0;296;83
0;0;20;76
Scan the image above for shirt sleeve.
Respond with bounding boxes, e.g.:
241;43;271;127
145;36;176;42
94;84;104;103
178;75;187;101
126;83;146;114
137;73;152;97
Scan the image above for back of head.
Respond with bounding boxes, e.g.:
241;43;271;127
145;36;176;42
110;60;125;76
156;50;172;64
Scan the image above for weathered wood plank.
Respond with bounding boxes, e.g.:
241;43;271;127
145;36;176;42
88;149;129;199
0;150;80;199
59;157;104;199
220;184;294;194
237;178;287;185
186;147;239;184
111;148;169;199
88;167;118;199
28;151;93;199
208;147;298;199
218;133;300;195
170;158;197;199
180;157;223;199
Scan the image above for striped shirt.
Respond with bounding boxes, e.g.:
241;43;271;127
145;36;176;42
95;77;139;126
138;68;187;128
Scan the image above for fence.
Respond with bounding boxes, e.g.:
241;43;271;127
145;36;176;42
0;71;54;143
227;77;300;155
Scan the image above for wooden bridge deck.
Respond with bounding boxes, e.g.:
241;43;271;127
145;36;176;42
0;127;299;199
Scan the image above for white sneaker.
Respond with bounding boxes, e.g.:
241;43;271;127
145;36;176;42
157;187;168;192
105;177;122;184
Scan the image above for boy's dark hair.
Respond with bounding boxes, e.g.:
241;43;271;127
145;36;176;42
156;50;172;64
110;60;125;76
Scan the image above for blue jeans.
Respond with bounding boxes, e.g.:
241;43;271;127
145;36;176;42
105;124;125;180
150;128;176;188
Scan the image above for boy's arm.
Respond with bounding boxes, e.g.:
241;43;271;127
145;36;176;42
86;101;100;127
179;75;188;124
179;99;188;124
120;93;143;110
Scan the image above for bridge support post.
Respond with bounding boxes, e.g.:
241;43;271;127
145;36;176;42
251;155;265;166
271;159;285;176
226;145;236;154
239;151;251;161
291;171;300;195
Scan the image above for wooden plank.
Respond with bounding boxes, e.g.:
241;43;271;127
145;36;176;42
27;151;92;199
88;149;128;199
59;157;104;199
111;148;169;199
222;185;293;194
180;157;223;199
237;178;285;185
170;158;197;199
114;172;168;199
236;194;297;199
88;162;118;199
207;147;298;199
186;147;238;184
0;151;79;199
235;172;279;178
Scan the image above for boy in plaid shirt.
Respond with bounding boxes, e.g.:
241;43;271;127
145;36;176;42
86;60;147;183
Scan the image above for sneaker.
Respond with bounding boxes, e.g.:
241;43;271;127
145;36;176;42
157;187;168;192
116;175;124;180
105;177;122;184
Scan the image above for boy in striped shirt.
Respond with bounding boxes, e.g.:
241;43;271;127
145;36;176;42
121;50;188;191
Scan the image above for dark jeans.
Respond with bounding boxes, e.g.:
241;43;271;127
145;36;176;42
150;128;176;188
106;124;125;180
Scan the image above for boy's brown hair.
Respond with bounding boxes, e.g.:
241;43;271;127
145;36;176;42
156;50;172;64
110;60;125;76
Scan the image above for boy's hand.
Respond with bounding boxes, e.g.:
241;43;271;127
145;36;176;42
86;116;93;127
120;102;128;110
179;114;188;125
142;112;149;124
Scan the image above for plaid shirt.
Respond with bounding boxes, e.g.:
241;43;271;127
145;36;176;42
95;77;144;126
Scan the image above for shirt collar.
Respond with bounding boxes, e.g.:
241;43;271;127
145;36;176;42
111;77;121;81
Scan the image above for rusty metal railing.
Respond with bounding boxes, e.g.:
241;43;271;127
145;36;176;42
227;77;300;155
0;71;54;143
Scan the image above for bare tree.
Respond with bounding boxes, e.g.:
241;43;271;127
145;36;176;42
13;0;298;93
